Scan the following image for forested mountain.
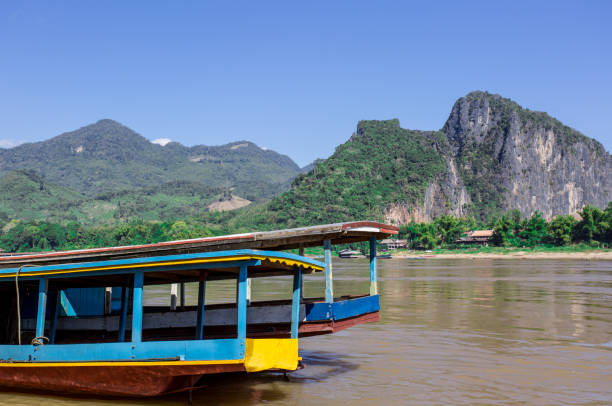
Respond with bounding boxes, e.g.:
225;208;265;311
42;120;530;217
1;92;610;234
0;119;300;202
0;170;228;226
440;91;611;222
228;91;612;230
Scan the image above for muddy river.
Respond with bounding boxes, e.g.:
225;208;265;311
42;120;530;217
1;258;610;405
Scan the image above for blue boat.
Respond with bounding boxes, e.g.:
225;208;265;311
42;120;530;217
0;222;398;396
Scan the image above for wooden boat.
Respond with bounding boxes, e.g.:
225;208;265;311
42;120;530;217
0;221;397;397
338;249;363;258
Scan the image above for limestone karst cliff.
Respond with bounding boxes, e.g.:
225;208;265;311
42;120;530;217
384;91;611;223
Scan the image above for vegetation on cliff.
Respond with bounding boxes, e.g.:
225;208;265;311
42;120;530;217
213;120;448;231
444;91;611;222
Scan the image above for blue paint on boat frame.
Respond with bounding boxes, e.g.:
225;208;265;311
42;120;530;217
0;248;378;367
0;249;326;279
304;295;380;322
0;338;244;363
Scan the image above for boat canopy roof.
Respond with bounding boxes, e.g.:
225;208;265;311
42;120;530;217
0;249;325;287
0;221;398;268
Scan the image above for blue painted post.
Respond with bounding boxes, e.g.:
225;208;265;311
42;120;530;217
237;264;248;342
324;239;334;303
50;290;61;344
369;236;378;295
131;272;144;343
118;286;129;342
291;267;302;339
196;273;207;340
36;278;48;339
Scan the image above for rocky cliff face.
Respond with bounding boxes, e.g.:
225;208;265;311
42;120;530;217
384;91;611;223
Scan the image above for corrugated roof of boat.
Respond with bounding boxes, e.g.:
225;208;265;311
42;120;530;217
0;221;398;268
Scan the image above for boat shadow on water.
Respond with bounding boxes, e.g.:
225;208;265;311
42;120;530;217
183;350;360;405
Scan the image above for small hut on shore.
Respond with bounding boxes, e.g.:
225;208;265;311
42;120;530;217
456;230;494;245
380;239;408;250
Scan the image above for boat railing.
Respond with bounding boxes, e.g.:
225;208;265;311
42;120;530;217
0;251;313;370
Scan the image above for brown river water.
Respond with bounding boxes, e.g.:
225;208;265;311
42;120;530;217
1;258;611;405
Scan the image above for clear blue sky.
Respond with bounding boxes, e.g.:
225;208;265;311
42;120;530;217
1;1;610;166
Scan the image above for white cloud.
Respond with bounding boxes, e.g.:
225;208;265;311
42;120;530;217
152;138;172;146
0;139;22;149
261;147;269;151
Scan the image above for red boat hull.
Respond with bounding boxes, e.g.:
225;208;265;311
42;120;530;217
0;362;245;397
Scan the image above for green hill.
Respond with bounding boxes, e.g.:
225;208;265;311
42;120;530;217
222;92;611;230
0;119;300;202
1;92;610;234
0;171;227;226
220;120;449;230
0;170;84;223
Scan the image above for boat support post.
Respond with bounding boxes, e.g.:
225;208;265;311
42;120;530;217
237;264;248;342
246;278;252;305
35;278;48;340
118;285;129;342
170;283;178;310
369;236;378;295
132;271;144;343
291;267;302;339
180;282;185;309
49;290;61;344
324;239;334;303
196;272;207;340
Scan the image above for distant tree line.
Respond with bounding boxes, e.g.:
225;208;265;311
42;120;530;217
397;203;612;250
0;219;218;253
0;203;610;253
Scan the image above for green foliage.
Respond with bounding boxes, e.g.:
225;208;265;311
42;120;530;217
0;219;218;252
0;119;300;202
225;120;448;231
574;204;611;244
493;210;549;247
547;215;577;246
491;207;611;248
398;216;477;249
0;172;239;226
518;211;548;246
1;203;610;253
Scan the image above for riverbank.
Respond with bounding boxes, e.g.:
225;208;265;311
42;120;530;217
391;246;612;260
